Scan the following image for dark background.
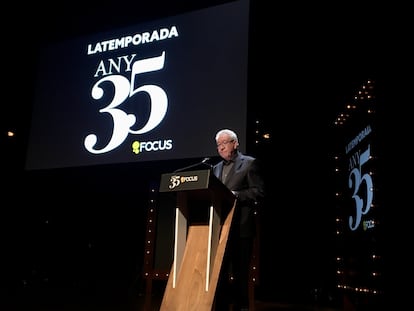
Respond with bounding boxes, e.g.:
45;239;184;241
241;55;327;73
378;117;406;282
2;0;399;310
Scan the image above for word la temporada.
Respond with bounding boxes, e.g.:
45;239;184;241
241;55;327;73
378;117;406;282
87;26;179;55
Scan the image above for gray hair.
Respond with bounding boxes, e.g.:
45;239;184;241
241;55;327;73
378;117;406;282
215;129;238;143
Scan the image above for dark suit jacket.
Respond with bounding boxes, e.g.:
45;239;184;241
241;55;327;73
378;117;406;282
213;150;265;238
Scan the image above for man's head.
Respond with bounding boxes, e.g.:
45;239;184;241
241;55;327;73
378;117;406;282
215;129;239;161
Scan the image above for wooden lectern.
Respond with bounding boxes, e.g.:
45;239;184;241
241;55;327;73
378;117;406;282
158;169;236;311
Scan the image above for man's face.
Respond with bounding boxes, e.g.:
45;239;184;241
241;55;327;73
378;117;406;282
216;134;237;161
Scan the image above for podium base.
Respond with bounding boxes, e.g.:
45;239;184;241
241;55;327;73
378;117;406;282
160;206;235;311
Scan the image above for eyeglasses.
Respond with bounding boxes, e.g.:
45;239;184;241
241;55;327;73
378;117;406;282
216;140;234;148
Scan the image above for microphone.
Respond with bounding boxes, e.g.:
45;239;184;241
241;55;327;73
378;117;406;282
173;157;212;173
201;157;210;164
201;157;213;170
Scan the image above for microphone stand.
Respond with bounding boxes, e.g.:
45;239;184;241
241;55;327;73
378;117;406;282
173;157;212;173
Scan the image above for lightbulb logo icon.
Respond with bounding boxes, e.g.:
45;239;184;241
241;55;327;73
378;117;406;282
132;141;140;154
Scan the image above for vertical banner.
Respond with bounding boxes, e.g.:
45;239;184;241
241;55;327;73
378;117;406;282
333;79;383;309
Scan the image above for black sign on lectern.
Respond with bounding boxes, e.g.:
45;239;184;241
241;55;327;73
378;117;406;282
160;169;235;220
159;169;234;205
159;169;234;223
159;169;213;192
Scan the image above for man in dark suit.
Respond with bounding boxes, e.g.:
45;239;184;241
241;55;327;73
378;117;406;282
213;128;265;311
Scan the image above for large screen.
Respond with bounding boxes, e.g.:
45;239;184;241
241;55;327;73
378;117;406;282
26;0;249;170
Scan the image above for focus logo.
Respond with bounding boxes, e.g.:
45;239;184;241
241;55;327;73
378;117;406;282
132;139;173;154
